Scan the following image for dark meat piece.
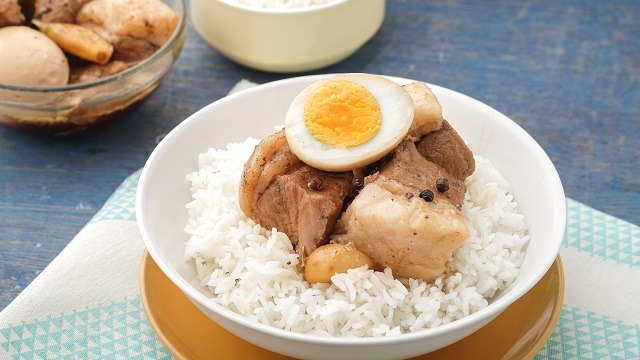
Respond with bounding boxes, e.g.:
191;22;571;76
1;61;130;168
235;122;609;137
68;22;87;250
333;141;469;282
112;36;159;64
416;120;475;181
239;130;353;260
69;60;128;84
253;166;353;259
0;0;25;28
370;140;466;208
34;0;90;23
239;130;302;219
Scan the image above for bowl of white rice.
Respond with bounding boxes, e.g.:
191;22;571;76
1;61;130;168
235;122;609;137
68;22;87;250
136;74;566;360
189;0;385;72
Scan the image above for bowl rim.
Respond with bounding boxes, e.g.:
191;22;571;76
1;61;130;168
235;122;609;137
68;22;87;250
213;0;354;15
0;0;187;93
137;74;567;346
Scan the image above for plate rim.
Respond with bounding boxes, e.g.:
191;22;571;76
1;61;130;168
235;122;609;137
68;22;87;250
521;255;565;359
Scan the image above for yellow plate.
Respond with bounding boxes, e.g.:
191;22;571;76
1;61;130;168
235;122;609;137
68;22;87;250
141;251;564;360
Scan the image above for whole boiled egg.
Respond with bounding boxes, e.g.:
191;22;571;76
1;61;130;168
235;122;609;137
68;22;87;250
284;74;414;172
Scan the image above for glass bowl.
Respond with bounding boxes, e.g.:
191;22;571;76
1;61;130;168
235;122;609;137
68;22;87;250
0;0;187;136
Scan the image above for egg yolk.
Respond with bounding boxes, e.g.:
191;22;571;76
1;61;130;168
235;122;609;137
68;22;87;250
304;81;381;148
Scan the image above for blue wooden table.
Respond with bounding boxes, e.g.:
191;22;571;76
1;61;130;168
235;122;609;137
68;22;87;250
0;0;638;310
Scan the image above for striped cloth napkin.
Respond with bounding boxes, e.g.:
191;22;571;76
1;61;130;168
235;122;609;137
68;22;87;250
0;81;638;359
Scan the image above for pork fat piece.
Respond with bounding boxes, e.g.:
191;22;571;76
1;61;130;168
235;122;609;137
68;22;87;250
403;82;443;141
77;0;178;47
333;141;469;282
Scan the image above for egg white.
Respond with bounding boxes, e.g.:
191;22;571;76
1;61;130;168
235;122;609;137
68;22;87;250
284;73;415;172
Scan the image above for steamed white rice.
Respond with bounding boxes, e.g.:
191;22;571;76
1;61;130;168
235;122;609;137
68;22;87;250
184;138;529;337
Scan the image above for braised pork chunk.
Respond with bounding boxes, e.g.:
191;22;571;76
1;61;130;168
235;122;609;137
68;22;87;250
254;166;352;259
0;0;25;28
333;141;470;282
416;120;475;181
239;130;353;260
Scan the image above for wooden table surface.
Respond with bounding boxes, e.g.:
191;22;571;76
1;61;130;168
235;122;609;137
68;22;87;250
0;0;638;310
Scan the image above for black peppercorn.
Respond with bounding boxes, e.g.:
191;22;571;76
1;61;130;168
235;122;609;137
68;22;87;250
419;189;435;202
308;178;323;191
436;178;450;192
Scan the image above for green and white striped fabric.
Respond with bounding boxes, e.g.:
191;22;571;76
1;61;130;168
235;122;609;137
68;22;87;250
0;171;171;360
1;170;638;359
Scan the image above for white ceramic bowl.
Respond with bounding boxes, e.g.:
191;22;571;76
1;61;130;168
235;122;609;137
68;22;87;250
190;0;385;72
137;75;566;360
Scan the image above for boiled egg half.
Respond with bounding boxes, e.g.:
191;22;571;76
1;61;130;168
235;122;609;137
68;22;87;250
284;73;414;171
